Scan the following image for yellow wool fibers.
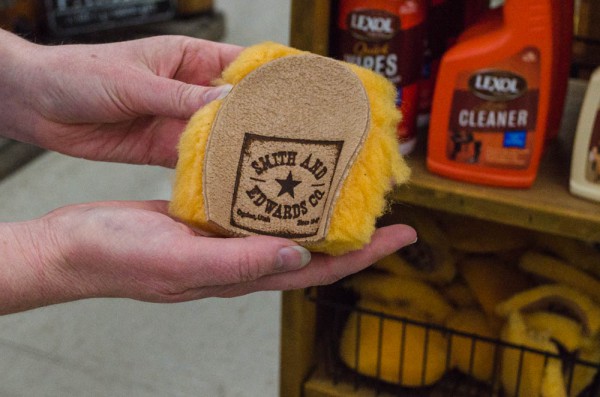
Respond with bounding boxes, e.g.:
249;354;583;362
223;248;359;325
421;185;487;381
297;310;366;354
170;99;222;235
169;42;410;255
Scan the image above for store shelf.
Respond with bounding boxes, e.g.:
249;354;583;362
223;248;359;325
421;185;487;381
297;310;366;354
393;142;600;242
304;371;491;397
289;1;599;243
291;0;600;241
282;2;600;397
305;370;398;397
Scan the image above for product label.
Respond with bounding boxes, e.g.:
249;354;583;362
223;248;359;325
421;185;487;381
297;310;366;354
338;8;422;86
230;133;343;239
333;0;426;143
585;108;600;184
447;48;540;169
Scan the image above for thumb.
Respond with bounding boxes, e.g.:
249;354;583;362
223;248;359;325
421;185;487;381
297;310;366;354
145;79;233;119
194;236;313;285
184;83;233;114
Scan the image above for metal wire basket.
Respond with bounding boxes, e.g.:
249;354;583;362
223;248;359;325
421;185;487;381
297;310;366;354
307;286;600;397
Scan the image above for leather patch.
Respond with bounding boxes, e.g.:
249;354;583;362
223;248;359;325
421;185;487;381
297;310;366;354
203;54;370;241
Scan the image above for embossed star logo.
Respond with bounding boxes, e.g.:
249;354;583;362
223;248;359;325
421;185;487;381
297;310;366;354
276;171;302;198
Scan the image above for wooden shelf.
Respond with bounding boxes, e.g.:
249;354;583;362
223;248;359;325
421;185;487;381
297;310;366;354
393;141;600;242
303;369;473;397
290;0;331;56
304;371;390;397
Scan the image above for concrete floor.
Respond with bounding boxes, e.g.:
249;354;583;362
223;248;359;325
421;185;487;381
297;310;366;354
0;1;290;396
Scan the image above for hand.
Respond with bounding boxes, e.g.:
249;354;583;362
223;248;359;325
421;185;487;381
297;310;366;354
0;30;242;167
1;200;416;313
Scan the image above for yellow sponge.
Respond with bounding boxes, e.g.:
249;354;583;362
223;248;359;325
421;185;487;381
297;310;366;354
532;233;600;278
445;308;498;382
339;299;448;387
496;284;600;336
525;312;600;397
523;312;584;352
169;42;410;255
343;272;454;324
500;311;600;397
441;281;478;308
519;250;600;303
458;256;531;329
500;312;562;397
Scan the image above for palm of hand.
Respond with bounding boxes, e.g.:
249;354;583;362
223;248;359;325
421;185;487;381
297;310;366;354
44;200;205;301
43;200;302;302
39;200;417;304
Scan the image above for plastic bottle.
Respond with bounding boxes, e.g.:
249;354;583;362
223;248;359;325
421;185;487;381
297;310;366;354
570;67;600;202
417;0;489;127
427;0;555;187
418;0;488;127
545;0;574;144
417;0;451;127
331;0;428;155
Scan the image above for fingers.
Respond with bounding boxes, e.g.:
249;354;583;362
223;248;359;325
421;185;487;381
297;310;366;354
213;41;245;69
177;39;243;83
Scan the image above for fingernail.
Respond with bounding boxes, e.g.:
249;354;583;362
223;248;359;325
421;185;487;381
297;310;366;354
276;246;312;271
206;84;233;102
410;236;418;245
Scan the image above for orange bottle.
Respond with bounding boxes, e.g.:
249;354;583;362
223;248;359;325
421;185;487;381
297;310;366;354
427;0;555;188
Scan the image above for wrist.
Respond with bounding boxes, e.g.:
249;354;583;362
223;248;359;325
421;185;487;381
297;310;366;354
0;218;88;314
0;29;44;144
